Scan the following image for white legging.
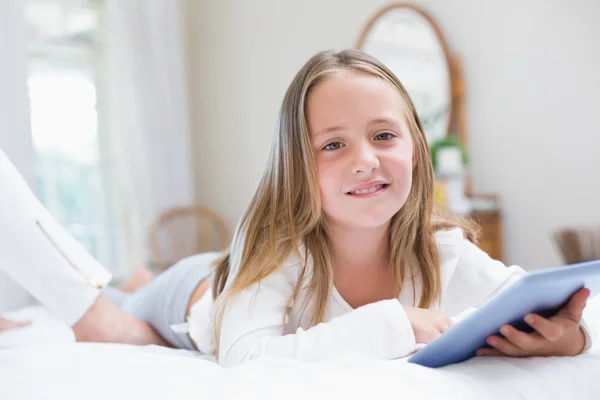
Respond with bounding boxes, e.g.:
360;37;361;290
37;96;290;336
0;148;109;326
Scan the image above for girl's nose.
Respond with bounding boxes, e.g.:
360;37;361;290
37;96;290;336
351;143;380;175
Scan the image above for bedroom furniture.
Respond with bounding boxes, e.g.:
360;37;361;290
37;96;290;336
554;226;600;264
148;205;229;271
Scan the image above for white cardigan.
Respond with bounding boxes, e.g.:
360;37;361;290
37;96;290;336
187;228;597;367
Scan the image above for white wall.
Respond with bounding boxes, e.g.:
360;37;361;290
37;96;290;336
184;0;600;269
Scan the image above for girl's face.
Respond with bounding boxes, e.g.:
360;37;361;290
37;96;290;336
306;71;415;230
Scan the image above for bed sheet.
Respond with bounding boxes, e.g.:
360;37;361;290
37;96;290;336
1;306;599;400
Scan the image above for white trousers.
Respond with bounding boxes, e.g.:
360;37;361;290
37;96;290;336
0;148;112;326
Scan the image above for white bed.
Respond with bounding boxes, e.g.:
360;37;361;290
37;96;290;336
1;306;600;400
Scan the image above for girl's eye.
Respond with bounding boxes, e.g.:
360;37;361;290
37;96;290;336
375;132;395;141
323;142;344;151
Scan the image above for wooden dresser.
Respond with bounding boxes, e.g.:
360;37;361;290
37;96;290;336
469;210;504;262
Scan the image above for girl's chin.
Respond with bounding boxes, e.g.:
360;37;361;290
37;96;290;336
326;213;399;230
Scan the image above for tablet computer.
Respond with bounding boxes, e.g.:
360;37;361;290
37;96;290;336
408;259;600;368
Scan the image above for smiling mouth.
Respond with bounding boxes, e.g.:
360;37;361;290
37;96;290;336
346;184;389;196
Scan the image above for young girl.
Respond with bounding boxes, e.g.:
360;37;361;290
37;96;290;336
0;49;595;366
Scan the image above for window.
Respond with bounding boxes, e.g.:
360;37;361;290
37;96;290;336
25;0;119;270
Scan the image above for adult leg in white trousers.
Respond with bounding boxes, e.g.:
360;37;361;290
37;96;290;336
0;147;167;345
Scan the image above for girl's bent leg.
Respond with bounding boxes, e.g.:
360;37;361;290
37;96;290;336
101;253;218;350
73;294;169;346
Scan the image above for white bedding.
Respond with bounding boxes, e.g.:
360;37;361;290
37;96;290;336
2;306;600;400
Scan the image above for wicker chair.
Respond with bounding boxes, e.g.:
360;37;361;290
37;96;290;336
148;205;229;272
552;226;600;265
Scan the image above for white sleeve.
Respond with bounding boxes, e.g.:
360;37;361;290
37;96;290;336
581;295;600;351
443;238;597;351
218;268;416;367
441;238;527;316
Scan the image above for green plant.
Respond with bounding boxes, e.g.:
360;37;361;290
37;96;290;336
428;135;469;171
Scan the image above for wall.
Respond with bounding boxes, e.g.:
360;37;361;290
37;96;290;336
184;0;600;269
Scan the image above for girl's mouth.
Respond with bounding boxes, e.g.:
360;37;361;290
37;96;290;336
346;183;389;196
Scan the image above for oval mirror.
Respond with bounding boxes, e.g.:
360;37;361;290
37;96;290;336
357;4;453;144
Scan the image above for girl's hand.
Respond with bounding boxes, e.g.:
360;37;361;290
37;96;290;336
403;306;453;344
477;288;590;358
0;317;31;331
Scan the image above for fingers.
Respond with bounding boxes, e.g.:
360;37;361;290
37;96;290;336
446;315;454;328
488;316;563;356
476;292;591;359
525;314;563;342
407;307;454;345
478;312;573;358
557;288;590;322
437;314;454;332
476;348;504;357
498;324;544;351
484;335;528;357
420;329;442;344
0;318;31;331
421;314;453;344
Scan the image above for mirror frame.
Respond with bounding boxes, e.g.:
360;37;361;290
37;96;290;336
355;3;462;145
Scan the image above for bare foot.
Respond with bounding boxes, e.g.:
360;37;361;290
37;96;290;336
117;268;154;293
72;294;169;347
0;317;31;331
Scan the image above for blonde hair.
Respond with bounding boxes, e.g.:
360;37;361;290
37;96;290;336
211;49;477;349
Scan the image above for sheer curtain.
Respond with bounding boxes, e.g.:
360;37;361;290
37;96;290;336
105;0;196;269
0;0;35;311
0;0;35;185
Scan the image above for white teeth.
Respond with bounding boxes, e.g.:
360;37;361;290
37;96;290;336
352;184;383;195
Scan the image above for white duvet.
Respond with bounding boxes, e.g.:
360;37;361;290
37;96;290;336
1;306;600;400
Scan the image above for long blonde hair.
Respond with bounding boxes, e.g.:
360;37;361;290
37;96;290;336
211;49;477;348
